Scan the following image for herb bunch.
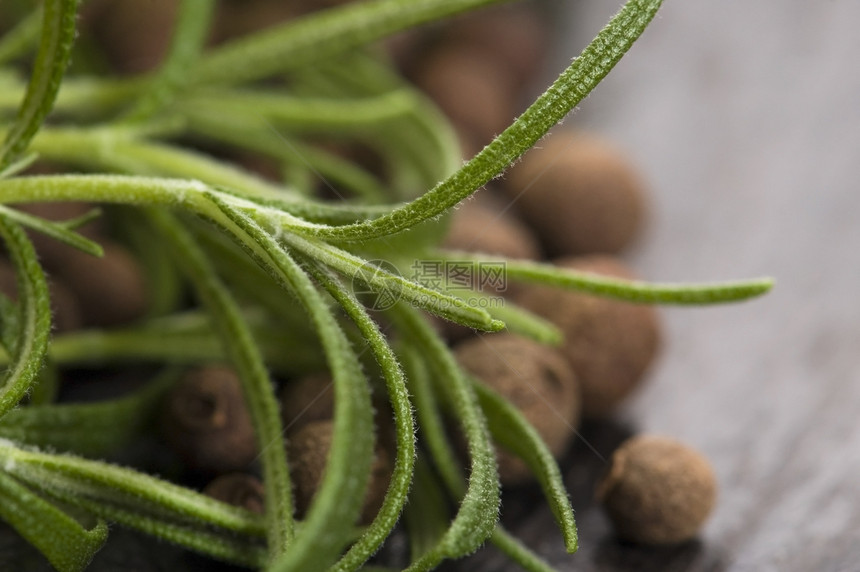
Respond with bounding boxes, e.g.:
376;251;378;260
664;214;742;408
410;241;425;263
0;1;771;571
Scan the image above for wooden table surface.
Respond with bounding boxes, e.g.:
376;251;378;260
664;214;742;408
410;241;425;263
3;2;860;571
457;2;860;570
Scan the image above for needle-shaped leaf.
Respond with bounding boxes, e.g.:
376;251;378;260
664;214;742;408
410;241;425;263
303;0;664;241
124;0;215;121
0;204;104;257
389;306;499;571
0;472;108;572
302;262;416;572
474;381;578;553
145;209;295;556
0;369;177;457
194;0;521;85
196;198;376;572
439;253;775;305
0;0;78;169
0;441;266;538
261;220;504;332
0;215;51;419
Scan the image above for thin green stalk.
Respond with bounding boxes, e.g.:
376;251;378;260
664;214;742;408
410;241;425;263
303;262;416;572
0;215;51;419
146;209;295;557
124;0;215;121
192;0;515;85
1;0;78;168
199;200;375;572
438;252;775;305
301;0;664;241
389;305;499;571
0;471;108;572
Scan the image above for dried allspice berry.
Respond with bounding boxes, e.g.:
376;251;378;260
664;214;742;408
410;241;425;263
514;255;661;418
161;367;258;475
52;241;150;327
279;372;334;433
504;131;648;257
287;419;392;524
454;333;580;486
203;473;266;515
596;435;717;545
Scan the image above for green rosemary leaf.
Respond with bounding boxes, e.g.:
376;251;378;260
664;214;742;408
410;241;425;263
402;456;453;563
39;492;267;568
0;441;266;538
0;8;42;65
180;88;417;132
0;0;78;169
0;292;18;354
440;254;775;305
186;114;388;202
303;0;664;241
198;198;375;572
145;209;295;556
0;369;177;457
486;301;563;346
110;207;184;317
14;314;323;374
489;527;557;572
269;228;504;332
25;358;59;406
389;306;499;571
0;215;51;419
398;345;464;495
0;152;38;180
0;204;104;257
302;262;416;572
0;472;108;572
124;0;215;121
473;381;578;553
192;0;514;85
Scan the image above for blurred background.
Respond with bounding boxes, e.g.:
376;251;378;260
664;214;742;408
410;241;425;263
514;1;860;570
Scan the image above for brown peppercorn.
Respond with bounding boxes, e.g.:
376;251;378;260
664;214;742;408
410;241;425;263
161;367;258;475
503;132;648;256
443;195;542;261
84;0;180;74
279;373;334;433
513;256;661;418
0;259;83;333
52;241;149;327
203;473;266;515
596;435;717;545
287;420;392;524
454;333;580;486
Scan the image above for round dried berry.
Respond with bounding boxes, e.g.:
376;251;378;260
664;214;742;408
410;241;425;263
161;367;258;475
287;419;392;524
596;435;717;545
54;241;149;327
203;473;266;515
279;372;334;433
504;132;648;256
454;333;580;485
514;255;661;418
